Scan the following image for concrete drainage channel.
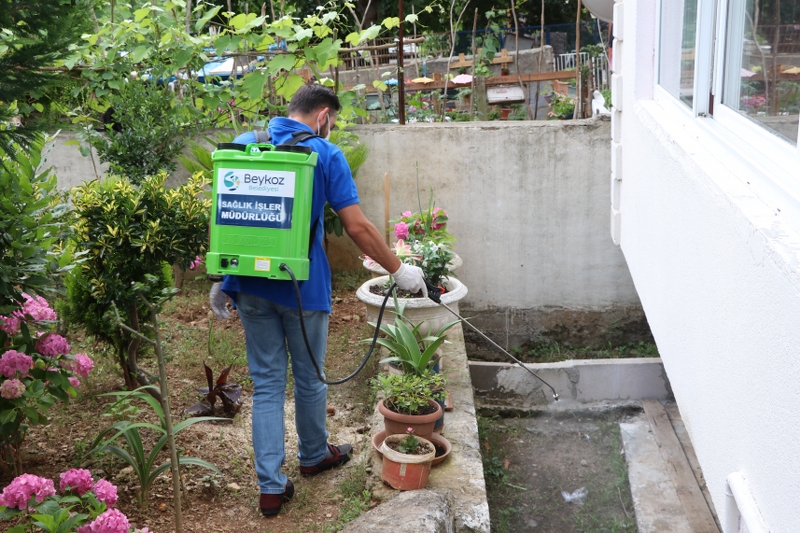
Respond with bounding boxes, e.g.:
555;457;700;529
342;324;718;533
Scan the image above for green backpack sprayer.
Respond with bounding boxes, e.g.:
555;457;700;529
206;136;558;399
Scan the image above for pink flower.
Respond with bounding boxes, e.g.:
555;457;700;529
21;294;57;322
0;378;26;399
0;474;56;509
413;220;424;235
394;221;409;240
59;468;94;495
69;377;81;388
35;333;70;357
406;427;414;433
68;354;94;378
0;314;21;336
401;211;412;218
86;508;130;533
431;207;448;230
0;350;33;378
189;255;203;270
392;240;422;261
93;478;118;508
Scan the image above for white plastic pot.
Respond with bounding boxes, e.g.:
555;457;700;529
356;275;468;336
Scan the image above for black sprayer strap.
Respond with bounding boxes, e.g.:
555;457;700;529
280;131;322;254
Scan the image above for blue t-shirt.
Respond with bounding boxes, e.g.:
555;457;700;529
220;118;359;313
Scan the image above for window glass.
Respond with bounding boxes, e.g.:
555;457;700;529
659;0;699;107
723;0;800;144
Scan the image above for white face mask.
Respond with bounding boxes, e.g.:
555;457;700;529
317;112;331;140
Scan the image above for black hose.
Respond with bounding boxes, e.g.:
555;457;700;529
280;263;396;385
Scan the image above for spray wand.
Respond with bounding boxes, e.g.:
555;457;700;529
281;263;559;401
423;280;559;401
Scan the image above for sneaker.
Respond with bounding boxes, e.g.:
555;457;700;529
260;479;294;516
299;443;353;476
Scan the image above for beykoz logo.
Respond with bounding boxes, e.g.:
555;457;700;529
223;171;240;191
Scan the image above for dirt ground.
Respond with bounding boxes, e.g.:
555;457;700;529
478;409;638;533
1;275;382;533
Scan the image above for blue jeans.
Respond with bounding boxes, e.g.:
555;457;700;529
235;292;330;494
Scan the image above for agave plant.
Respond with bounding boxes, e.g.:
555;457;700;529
367;290;459;375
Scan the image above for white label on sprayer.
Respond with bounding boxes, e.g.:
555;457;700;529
216;167;296;229
254;257;272;272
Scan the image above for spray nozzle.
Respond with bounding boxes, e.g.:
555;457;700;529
424;279;442;304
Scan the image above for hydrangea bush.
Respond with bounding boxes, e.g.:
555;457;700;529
0;470;151;533
0;294;94;473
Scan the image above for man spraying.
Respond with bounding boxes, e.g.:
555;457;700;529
208;84;425;516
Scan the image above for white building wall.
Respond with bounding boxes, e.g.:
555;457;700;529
617;0;800;531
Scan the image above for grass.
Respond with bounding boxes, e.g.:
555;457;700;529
572;421;637;533
478;413;637;533
511;341;659;364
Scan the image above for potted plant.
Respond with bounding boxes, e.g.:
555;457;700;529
368;289;457;435
363;199;462;278
358;199;467;336
547;93;576;120
380;428;436;490
373;371;445;441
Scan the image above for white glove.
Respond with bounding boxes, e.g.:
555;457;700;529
391;262;428;297
209;282;230;320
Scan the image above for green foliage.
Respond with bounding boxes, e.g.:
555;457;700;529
396;430;422;454
86;387;224;507
0;135;75;315
371;371;446;415
176;132;236;182
87;81;206;184
69;173;209;387
0;0;91;148
368;289;458;375
483;455;507;481
60;260;173;346
602;88;612;109
547;93;576;120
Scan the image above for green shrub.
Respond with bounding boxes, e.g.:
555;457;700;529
69;172;209;389
87;81;205;184
59;261;173;346
0;134;75;314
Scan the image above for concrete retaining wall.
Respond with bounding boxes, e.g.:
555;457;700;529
470;358;672;409
47;118;644;347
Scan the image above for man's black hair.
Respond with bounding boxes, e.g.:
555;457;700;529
287;84;342;116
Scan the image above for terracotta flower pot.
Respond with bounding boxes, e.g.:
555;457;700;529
372;429;452;467
378;399;442;441
380;433;436;490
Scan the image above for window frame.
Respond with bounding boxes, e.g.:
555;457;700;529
654;0;800;227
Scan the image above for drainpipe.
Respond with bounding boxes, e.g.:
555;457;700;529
724;472;769;533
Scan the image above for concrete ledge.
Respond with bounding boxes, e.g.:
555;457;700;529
342;490;453;533
470;358;673;408
344;324;490;533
